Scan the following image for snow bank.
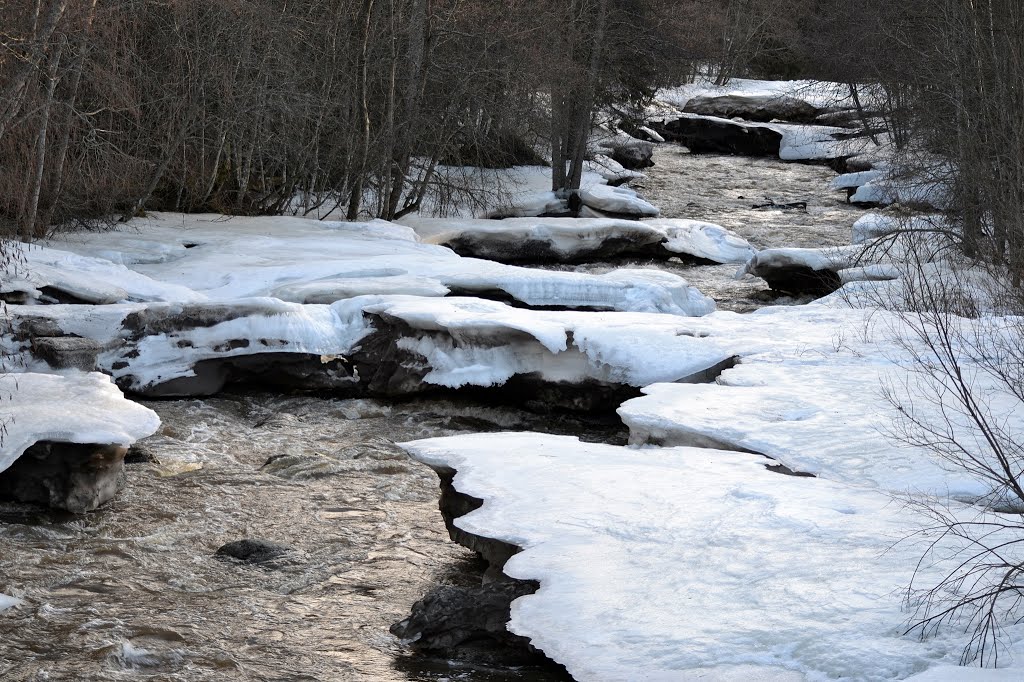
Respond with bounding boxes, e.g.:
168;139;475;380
41;213;711;316
0;372;160;474
619;363;992;497
403;432;998;681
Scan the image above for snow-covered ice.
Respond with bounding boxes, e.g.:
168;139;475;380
36;213;711;316
403;432;1007;681
0;372;160;474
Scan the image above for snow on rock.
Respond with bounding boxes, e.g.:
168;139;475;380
0;372;160;511
585;154;645;184
364;297;731;389
401;216;667;263
772;122;877;163
656;78;870;116
40;213;709;315
848;165;951;209
647;218;757;264
401;215;754;265
590;129;655;170
653;113;783;157
7;294;722;398
831;168;885;192
737;245;865;294
578;184;659;218
402;432;992;681
0;373;160;474
651;113;879;165
683;93;822;123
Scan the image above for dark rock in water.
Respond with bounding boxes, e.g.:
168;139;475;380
603;138;655;169
33;336;103;371
124;442;160;465
390;581;541;665
441;231;664;265
0;442;128;513
683;94;822;124
653;116;782;156
756;264;842;296
214;539;295;565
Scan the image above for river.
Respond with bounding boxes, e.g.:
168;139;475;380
0;146;865;681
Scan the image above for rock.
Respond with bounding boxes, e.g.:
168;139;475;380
32;336;103;371
214;539;298;566
751;199;807;211
604;138;654;170
431;464;521;579
124;442;160;465
748;261;842;296
653;116;782;156
390;581;541;664
683;94;822;124
0;442;128;513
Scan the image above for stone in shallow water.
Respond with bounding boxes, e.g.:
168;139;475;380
214;539;300;567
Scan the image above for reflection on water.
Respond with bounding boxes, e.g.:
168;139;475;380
0;394;615;681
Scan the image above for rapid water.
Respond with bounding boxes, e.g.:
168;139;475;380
0;147;867;680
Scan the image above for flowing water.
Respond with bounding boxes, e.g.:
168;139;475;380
0;146;869;681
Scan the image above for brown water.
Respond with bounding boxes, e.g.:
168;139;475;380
0;148;869;681
0;394;617;681
545;146;868;311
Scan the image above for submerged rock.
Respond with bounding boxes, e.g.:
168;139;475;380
214;539;298;566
